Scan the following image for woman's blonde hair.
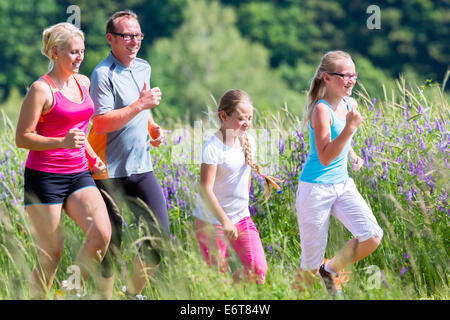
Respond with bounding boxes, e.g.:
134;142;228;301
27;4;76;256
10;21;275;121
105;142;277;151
302;50;353;130
41;22;84;70
218;89;282;202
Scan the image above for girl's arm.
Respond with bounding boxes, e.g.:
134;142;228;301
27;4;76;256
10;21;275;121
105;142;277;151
200;163;238;240
15;81;85;151
312;102;362;167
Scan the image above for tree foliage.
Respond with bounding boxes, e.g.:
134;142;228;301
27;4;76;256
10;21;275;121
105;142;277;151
0;0;60;99
148;0;303;121
0;0;448;119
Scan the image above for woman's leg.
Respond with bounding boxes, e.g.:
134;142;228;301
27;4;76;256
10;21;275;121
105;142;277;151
27;203;64;299
64;186;111;287
230;217;268;284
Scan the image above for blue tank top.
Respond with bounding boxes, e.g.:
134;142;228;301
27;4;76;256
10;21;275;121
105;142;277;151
299;97;354;184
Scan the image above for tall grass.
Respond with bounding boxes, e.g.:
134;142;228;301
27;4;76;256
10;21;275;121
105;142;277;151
0;77;448;299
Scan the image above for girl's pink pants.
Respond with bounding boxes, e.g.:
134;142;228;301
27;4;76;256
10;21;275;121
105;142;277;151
195;216;268;284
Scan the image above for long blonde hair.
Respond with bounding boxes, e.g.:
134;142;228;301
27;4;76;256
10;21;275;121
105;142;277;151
41;22;84;70
302;50;353;130
218;89;282;202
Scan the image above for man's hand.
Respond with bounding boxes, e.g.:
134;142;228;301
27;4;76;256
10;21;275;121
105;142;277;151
149;123;164;147
138;83;162;110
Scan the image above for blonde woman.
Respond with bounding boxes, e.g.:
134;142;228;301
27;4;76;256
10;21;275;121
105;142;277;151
15;23;111;299
294;51;383;299
192;89;281;284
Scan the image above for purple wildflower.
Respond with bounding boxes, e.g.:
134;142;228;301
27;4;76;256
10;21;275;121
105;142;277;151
414;121;423;135
424;119;432;133
409;162;415;176
400;266;406;277
382;161;388;180
406;188;414;207
404;104;410;119
424;175;435;194
379;270;389;288
370;98;376;111
419;137;426;150
435;119;444;133
278;138;285;156
402;253;409;262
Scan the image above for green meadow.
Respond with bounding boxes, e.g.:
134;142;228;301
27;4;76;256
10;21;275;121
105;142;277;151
0;76;448;300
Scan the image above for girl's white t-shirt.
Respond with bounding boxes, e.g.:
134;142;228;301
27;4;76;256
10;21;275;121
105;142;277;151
192;133;256;225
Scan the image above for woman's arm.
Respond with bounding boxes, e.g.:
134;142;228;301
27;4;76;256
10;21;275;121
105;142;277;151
84;139;106;175
200;163;238;240
15;81;85;151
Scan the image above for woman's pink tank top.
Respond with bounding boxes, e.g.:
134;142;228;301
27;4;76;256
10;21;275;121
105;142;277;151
25;74;94;174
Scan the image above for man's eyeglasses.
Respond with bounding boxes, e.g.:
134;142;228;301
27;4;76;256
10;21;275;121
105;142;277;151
328;72;359;81
110;32;144;41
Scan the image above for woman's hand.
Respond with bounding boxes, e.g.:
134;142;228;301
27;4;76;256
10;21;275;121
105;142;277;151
91;157;107;175
62;128;85;149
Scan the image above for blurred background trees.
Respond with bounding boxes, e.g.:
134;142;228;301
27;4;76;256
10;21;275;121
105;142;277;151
0;0;448;122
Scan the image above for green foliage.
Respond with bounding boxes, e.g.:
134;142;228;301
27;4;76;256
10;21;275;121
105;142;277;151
148;0;303;122
0;0;60;99
0;79;448;300
1;0;448;121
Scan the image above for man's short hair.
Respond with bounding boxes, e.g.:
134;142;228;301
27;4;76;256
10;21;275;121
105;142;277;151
106;10;138;34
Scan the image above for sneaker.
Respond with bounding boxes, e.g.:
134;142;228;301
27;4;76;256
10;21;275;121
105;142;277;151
319;259;349;299
121;286;147;300
55;281;86;300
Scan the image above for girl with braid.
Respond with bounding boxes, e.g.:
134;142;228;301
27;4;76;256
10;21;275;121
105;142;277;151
192;89;281;284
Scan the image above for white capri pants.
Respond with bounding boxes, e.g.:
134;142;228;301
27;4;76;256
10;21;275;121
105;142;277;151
295;178;383;271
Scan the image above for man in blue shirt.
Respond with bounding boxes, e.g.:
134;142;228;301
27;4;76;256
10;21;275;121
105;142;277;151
88;10;170;300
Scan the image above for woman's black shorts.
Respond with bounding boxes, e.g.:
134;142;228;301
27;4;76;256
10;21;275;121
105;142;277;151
24;167;96;206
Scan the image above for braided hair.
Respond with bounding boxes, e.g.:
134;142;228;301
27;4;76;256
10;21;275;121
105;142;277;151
218;89;282;202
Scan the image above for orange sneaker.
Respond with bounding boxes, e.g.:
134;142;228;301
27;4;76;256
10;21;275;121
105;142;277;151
319;259;350;299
